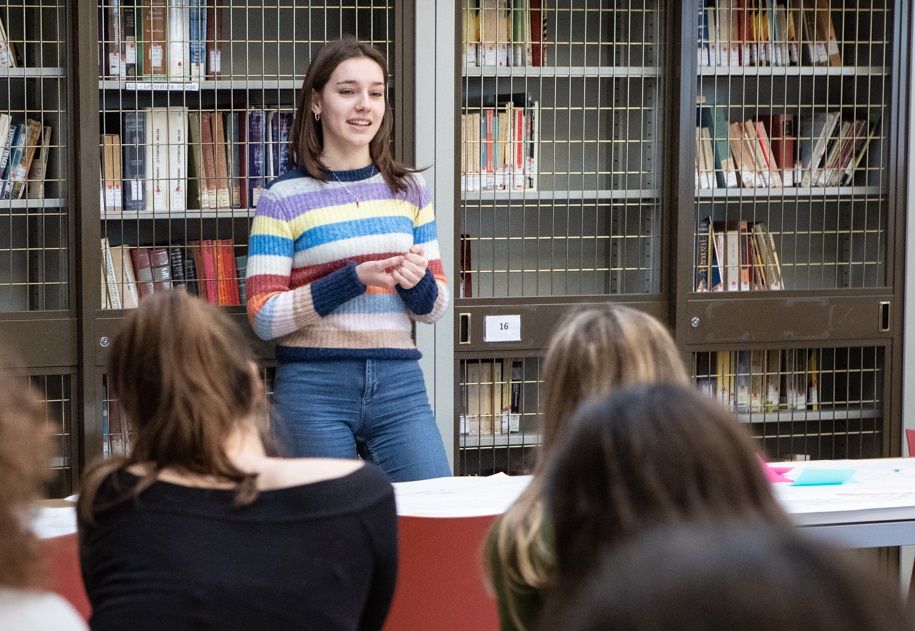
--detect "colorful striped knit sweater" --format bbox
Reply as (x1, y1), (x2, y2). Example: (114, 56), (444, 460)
(245, 164), (449, 361)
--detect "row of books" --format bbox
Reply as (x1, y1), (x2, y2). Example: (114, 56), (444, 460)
(463, 0), (548, 68)
(102, 395), (130, 457)
(695, 104), (877, 190)
(698, 0), (841, 68)
(695, 219), (783, 292)
(696, 349), (819, 413)
(101, 107), (294, 213)
(100, 0), (223, 80)
(460, 101), (539, 192)
(100, 237), (247, 309)
(460, 358), (523, 437)
(0, 114), (53, 200)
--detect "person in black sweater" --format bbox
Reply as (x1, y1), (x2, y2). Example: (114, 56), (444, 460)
(77, 291), (397, 631)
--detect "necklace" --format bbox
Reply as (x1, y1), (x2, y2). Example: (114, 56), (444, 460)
(328, 166), (376, 208)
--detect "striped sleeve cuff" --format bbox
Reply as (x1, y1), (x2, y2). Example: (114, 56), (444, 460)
(310, 261), (367, 316)
(396, 269), (438, 315)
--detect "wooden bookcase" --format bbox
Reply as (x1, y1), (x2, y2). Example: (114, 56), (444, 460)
(0, 1), (411, 495)
(0, 0), (77, 496)
(454, 0), (909, 474)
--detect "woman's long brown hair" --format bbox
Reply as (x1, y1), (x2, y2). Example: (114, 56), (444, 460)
(78, 291), (264, 524)
(289, 36), (420, 193)
(0, 363), (54, 588)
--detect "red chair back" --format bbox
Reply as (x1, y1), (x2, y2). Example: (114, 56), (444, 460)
(40, 534), (91, 621)
(906, 429), (915, 457)
(384, 515), (499, 631)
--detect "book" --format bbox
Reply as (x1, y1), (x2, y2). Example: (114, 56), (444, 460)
(26, 125), (52, 199)
(0, 15), (18, 68)
(246, 109), (267, 207)
(110, 244), (140, 308)
(168, 245), (187, 289)
(100, 237), (122, 309)
(167, 0), (190, 80)
(695, 217), (711, 291)
(101, 133), (123, 213)
(187, 0), (206, 80)
(757, 113), (796, 186)
(142, 0), (169, 78)
(129, 247), (156, 298)
(8, 118), (42, 199)
(0, 123), (25, 199)
(121, 110), (147, 211)
(205, 0), (223, 77)
(148, 247), (173, 291)
(211, 111), (231, 208)
(225, 111), (242, 208)
(122, 0), (138, 77)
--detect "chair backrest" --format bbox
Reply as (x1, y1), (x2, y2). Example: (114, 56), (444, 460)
(384, 515), (499, 631)
(907, 429), (915, 457)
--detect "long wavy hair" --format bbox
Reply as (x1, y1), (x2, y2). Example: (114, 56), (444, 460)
(485, 305), (689, 630)
(0, 359), (54, 588)
(78, 291), (266, 524)
(544, 384), (791, 599)
(290, 36), (418, 193)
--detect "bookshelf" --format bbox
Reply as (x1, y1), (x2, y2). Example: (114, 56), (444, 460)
(0, 0), (77, 496)
(76, 1), (408, 468)
(681, 0), (904, 462)
(454, 0), (908, 474)
(455, 0), (668, 474)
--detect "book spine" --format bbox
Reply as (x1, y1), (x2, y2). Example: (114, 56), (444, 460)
(246, 109), (266, 207)
(121, 111), (147, 211)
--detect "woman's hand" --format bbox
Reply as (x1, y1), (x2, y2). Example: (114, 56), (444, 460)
(392, 246), (428, 290)
(356, 255), (404, 289)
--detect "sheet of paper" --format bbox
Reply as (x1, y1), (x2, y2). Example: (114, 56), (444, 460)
(393, 473), (532, 517)
(32, 505), (78, 539)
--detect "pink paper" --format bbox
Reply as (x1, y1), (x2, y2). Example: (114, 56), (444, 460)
(756, 454), (794, 483)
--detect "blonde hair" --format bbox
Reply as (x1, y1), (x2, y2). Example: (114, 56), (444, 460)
(487, 305), (688, 630)
(78, 291), (265, 523)
(0, 361), (54, 588)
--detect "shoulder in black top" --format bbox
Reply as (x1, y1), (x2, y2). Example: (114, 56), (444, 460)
(79, 464), (397, 631)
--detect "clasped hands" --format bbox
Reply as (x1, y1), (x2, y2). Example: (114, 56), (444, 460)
(356, 246), (427, 290)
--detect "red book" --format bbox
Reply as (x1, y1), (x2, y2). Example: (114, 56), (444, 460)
(205, 1), (224, 78)
(529, 0), (545, 67)
(199, 239), (219, 304)
(758, 113), (796, 186)
(129, 247), (155, 298)
(148, 247), (173, 291)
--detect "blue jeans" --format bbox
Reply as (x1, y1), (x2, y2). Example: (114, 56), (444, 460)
(273, 358), (452, 482)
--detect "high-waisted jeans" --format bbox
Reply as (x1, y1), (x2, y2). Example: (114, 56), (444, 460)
(273, 357), (452, 482)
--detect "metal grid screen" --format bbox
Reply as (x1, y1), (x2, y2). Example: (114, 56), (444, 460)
(30, 372), (75, 497)
(97, 1), (393, 311)
(460, 0), (665, 299)
(0, 1), (70, 311)
(694, 346), (884, 460)
(693, 1), (892, 292)
(102, 364), (276, 458)
(459, 356), (542, 475)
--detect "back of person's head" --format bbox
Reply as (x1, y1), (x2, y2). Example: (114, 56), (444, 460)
(486, 306), (688, 625)
(539, 518), (914, 631)
(540, 305), (688, 456)
(544, 383), (789, 595)
(79, 291), (263, 520)
(0, 358), (54, 588)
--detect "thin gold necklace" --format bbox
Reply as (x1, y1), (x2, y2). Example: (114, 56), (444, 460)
(328, 166), (376, 208)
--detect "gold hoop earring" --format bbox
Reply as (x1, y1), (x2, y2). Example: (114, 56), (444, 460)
(314, 112), (320, 122)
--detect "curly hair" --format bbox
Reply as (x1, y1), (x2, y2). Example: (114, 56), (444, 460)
(0, 368), (54, 588)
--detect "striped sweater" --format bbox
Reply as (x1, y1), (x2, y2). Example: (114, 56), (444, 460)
(245, 164), (449, 361)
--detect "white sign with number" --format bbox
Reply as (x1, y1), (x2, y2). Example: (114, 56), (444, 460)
(484, 315), (521, 342)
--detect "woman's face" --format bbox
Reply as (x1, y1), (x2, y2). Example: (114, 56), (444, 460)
(312, 56), (386, 162)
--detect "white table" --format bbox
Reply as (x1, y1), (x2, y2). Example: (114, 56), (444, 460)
(393, 458), (915, 549)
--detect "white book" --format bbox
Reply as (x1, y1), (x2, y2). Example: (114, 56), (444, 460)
(101, 237), (122, 309)
(0, 16), (16, 69)
(167, 0), (189, 80)
(145, 108), (170, 212)
(166, 108), (187, 212)
(110, 245), (140, 309)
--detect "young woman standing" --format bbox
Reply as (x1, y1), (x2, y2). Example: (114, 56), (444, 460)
(245, 37), (451, 481)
